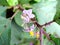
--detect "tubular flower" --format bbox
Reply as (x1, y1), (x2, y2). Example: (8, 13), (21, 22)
(21, 9), (35, 23)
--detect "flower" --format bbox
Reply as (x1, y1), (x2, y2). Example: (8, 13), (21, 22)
(23, 24), (40, 38)
(21, 9), (35, 23)
(30, 31), (34, 37)
(25, 24), (35, 32)
(24, 24), (35, 37)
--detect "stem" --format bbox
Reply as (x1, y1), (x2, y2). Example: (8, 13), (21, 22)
(31, 18), (54, 27)
(10, 10), (19, 20)
(43, 30), (50, 40)
(15, 5), (24, 11)
(40, 27), (43, 45)
(42, 20), (54, 26)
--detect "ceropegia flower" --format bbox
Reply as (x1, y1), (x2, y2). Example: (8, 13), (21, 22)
(21, 9), (35, 23)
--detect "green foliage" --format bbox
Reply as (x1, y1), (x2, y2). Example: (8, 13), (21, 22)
(18, 0), (30, 4)
(14, 11), (23, 27)
(0, 0), (60, 45)
(33, 0), (57, 25)
(45, 22), (60, 37)
(0, 6), (7, 15)
(7, 0), (18, 6)
(0, 0), (8, 6)
(54, 0), (60, 25)
(43, 38), (54, 45)
(34, 0), (41, 2)
(10, 21), (36, 45)
(50, 35), (60, 45)
(0, 16), (11, 45)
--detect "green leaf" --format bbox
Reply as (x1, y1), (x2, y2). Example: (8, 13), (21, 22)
(14, 11), (24, 27)
(0, 6), (7, 15)
(7, 0), (18, 6)
(45, 22), (60, 38)
(10, 21), (36, 45)
(0, 16), (11, 45)
(33, 0), (57, 25)
(53, 38), (60, 45)
(54, 11), (60, 25)
(10, 21), (23, 45)
(55, 19), (60, 25)
(0, 11), (6, 17)
(18, 0), (30, 4)
(43, 38), (54, 45)
(34, 0), (41, 2)
(50, 35), (60, 45)
(0, 0), (8, 6)
(54, 0), (60, 25)
(56, 0), (60, 12)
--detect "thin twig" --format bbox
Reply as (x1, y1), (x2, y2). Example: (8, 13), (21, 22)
(10, 10), (19, 20)
(42, 20), (54, 26)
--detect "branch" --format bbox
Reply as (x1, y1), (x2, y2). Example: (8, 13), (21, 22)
(43, 30), (50, 40)
(31, 18), (54, 27)
(10, 10), (19, 20)
(15, 5), (24, 11)
(39, 27), (43, 45)
(42, 20), (54, 26)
